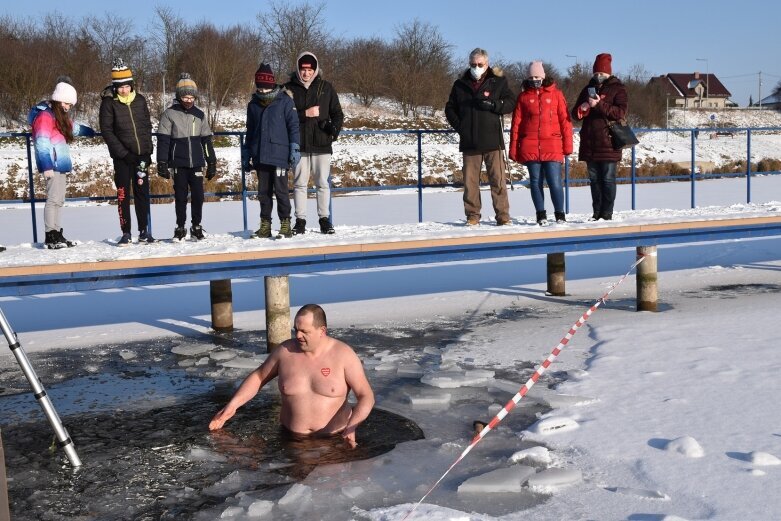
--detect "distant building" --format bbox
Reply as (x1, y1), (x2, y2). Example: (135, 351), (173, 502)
(753, 93), (781, 109)
(650, 73), (733, 109)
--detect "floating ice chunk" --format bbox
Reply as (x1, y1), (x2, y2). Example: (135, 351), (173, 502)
(378, 353), (406, 362)
(341, 485), (364, 499)
(508, 446), (552, 466)
(566, 369), (588, 380)
(488, 403), (503, 416)
(407, 392), (451, 406)
(220, 506), (244, 518)
(747, 451), (781, 466)
(220, 356), (267, 369)
(465, 369), (495, 379)
(749, 469), (766, 476)
(488, 378), (524, 394)
(119, 349), (137, 360)
(373, 362), (398, 371)
(525, 416), (579, 435)
(362, 358), (383, 368)
(527, 468), (582, 491)
(420, 371), (489, 388)
(178, 359), (196, 368)
(247, 499), (274, 517)
(172, 344), (215, 357)
(187, 446), (228, 463)
(396, 363), (424, 377)
(278, 483), (312, 510)
(196, 356), (210, 366)
(210, 350), (238, 362)
(457, 465), (536, 494)
(660, 516), (690, 521)
(606, 486), (670, 500)
(664, 436), (705, 458)
(423, 346), (441, 355)
(541, 394), (598, 408)
(203, 470), (257, 496)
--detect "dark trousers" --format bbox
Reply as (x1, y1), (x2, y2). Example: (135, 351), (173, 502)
(113, 159), (150, 233)
(173, 167), (204, 228)
(587, 161), (618, 218)
(257, 164), (291, 221)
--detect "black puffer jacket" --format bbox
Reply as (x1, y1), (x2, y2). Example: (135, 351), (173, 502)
(570, 76), (628, 163)
(445, 67), (515, 152)
(284, 74), (344, 154)
(98, 86), (154, 160)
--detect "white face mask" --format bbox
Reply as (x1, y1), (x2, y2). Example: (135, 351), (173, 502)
(470, 65), (487, 79)
(594, 73), (610, 84)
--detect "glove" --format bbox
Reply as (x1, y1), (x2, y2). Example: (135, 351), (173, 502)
(124, 152), (141, 167)
(157, 161), (170, 179)
(477, 99), (496, 111)
(43, 170), (55, 179)
(206, 162), (217, 180)
(289, 143), (301, 168)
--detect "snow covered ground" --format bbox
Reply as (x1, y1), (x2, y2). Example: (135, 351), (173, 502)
(0, 176), (780, 520)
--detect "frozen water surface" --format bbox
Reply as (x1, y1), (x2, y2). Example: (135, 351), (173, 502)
(0, 315), (554, 520)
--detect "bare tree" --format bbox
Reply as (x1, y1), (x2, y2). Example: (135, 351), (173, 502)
(388, 19), (452, 117)
(149, 6), (190, 102)
(255, 0), (330, 75)
(83, 13), (134, 67)
(340, 38), (390, 107)
(181, 23), (259, 128)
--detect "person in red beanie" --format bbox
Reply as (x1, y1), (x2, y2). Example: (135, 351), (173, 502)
(570, 52), (628, 221)
(509, 61), (573, 225)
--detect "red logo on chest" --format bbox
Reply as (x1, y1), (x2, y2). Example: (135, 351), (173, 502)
(483, 91), (490, 97)
(321, 367), (331, 377)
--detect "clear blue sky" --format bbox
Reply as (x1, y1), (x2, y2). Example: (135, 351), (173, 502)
(11, 0), (780, 106)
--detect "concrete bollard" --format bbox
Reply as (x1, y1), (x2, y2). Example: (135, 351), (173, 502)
(636, 246), (658, 312)
(546, 253), (566, 296)
(210, 279), (234, 332)
(264, 275), (291, 352)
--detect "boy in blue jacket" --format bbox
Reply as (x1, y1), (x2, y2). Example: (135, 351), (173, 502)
(241, 63), (300, 238)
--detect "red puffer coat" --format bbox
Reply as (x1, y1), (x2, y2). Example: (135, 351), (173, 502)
(509, 80), (573, 164)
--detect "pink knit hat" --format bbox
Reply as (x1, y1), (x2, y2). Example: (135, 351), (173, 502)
(528, 61), (546, 79)
(52, 82), (77, 105)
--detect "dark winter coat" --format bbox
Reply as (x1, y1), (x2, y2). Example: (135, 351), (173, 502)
(570, 76), (628, 163)
(98, 86), (154, 160)
(445, 67), (515, 152)
(284, 74), (343, 154)
(156, 101), (216, 170)
(241, 89), (300, 170)
(509, 79), (573, 163)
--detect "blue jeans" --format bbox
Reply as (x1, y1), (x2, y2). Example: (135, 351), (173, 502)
(525, 161), (564, 214)
(586, 161), (617, 217)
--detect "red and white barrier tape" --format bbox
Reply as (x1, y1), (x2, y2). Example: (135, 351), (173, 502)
(401, 255), (647, 520)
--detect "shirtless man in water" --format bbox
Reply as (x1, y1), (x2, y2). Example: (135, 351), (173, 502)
(208, 304), (374, 445)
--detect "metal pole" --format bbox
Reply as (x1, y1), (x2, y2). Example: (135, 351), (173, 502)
(690, 129), (696, 208)
(240, 134), (248, 233)
(25, 134), (39, 244)
(0, 308), (81, 467)
(747, 128), (752, 204)
(631, 145), (637, 210)
(417, 130), (423, 223)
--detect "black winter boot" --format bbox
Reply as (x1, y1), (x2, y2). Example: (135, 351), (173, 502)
(554, 212), (566, 223)
(293, 218), (307, 235)
(190, 225), (205, 240)
(319, 216), (335, 234)
(173, 227), (187, 240)
(536, 211), (548, 226)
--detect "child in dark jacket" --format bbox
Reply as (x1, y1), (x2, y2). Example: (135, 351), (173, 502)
(156, 73), (216, 241)
(241, 63), (300, 239)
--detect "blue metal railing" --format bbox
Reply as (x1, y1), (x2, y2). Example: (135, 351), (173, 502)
(2, 126), (780, 243)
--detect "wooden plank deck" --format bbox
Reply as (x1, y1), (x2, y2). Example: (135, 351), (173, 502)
(1, 215), (780, 296)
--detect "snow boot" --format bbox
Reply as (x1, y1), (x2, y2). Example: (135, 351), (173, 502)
(293, 218), (307, 235)
(536, 210), (548, 226)
(190, 225), (205, 240)
(45, 230), (65, 249)
(278, 218), (293, 238)
(255, 219), (272, 238)
(117, 232), (132, 246)
(57, 229), (75, 247)
(554, 212), (566, 223)
(173, 227), (187, 240)
(319, 216), (335, 234)
(138, 229), (155, 244)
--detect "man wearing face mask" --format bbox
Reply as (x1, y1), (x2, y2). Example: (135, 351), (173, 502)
(445, 48), (515, 226)
(571, 53), (628, 221)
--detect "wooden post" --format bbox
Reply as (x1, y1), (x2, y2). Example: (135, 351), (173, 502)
(546, 252), (566, 296)
(264, 275), (290, 352)
(0, 430), (10, 521)
(210, 279), (234, 331)
(636, 246), (658, 312)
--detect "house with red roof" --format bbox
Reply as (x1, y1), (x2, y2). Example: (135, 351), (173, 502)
(650, 72), (733, 109)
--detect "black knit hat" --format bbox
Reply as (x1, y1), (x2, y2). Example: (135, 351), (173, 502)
(255, 63), (275, 89)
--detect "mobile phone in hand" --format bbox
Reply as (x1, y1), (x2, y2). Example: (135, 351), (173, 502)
(588, 87), (598, 99)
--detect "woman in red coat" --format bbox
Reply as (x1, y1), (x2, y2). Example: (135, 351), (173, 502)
(509, 61), (573, 225)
